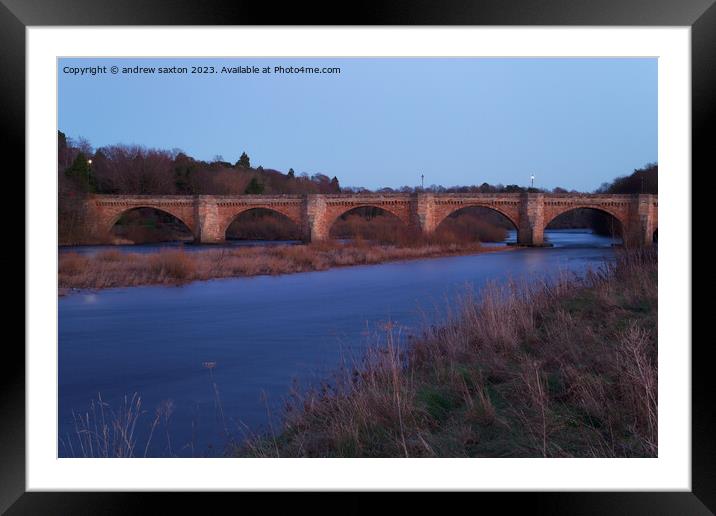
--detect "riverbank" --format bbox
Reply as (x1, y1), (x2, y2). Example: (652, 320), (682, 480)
(58, 241), (512, 291)
(236, 247), (657, 458)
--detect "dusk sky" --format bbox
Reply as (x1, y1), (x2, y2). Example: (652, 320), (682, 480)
(58, 57), (657, 192)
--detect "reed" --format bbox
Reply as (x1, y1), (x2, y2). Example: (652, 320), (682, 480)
(58, 241), (508, 290)
(237, 248), (658, 457)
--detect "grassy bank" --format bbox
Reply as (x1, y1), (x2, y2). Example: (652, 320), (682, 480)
(59, 241), (510, 291)
(235, 248), (657, 458)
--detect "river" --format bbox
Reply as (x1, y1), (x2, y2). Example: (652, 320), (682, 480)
(58, 229), (619, 457)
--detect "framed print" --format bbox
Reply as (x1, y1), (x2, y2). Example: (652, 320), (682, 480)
(4, 0), (710, 512)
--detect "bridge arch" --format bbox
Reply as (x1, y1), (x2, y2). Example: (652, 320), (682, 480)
(327, 203), (411, 229)
(223, 207), (303, 241)
(105, 206), (197, 242)
(434, 205), (519, 243)
(433, 203), (520, 236)
(543, 205), (626, 236)
(327, 204), (411, 242)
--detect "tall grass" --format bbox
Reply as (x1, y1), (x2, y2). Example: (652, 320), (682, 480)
(60, 393), (147, 458)
(148, 250), (196, 280)
(237, 248), (658, 457)
(61, 376), (224, 458)
(59, 241), (507, 290)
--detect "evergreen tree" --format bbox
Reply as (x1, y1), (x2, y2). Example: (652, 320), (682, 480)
(287, 168), (295, 178)
(58, 130), (67, 152)
(58, 131), (68, 169)
(65, 152), (95, 192)
(330, 176), (340, 192)
(236, 152), (251, 168)
(245, 177), (264, 194)
(173, 153), (195, 194)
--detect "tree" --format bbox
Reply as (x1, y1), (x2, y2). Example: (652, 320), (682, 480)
(330, 176), (341, 192)
(74, 136), (93, 156)
(58, 130), (72, 170)
(91, 144), (175, 195)
(173, 152), (196, 194)
(244, 177), (264, 194)
(595, 163), (657, 195)
(287, 168), (295, 178)
(64, 152), (95, 192)
(237, 152), (251, 168)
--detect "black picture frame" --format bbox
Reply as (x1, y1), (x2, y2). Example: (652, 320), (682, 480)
(4, 0), (709, 513)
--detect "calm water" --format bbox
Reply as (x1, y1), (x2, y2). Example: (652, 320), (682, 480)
(58, 229), (619, 457)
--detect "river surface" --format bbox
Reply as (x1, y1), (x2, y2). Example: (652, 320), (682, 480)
(58, 229), (619, 457)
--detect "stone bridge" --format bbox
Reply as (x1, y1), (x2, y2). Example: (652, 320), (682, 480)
(84, 192), (658, 246)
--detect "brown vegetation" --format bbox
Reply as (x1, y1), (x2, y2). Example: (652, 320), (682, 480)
(236, 248), (657, 458)
(59, 241), (509, 291)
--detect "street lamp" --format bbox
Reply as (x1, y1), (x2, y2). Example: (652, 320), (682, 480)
(530, 174), (535, 188)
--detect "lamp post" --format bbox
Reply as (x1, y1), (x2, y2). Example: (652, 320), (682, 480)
(421, 173), (424, 189)
(530, 174), (535, 188)
(87, 159), (93, 189)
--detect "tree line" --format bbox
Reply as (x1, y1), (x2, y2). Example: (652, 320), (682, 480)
(59, 131), (657, 198)
(59, 131), (341, 197)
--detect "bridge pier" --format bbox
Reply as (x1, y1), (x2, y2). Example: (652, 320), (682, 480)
(195, 197), (225, 244)
(637, 194), (658, 247)
(306, 195), (329, 242)
(411, 193), (437, 236)
(517, 193), (545, 246)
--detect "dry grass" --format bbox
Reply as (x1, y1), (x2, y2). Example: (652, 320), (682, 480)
(236, 248), (658, 458)
(58, 241), (508, 290)
(60, 393), (179, 458)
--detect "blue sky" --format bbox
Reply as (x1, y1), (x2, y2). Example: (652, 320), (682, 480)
(58, 57), (656, 191)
